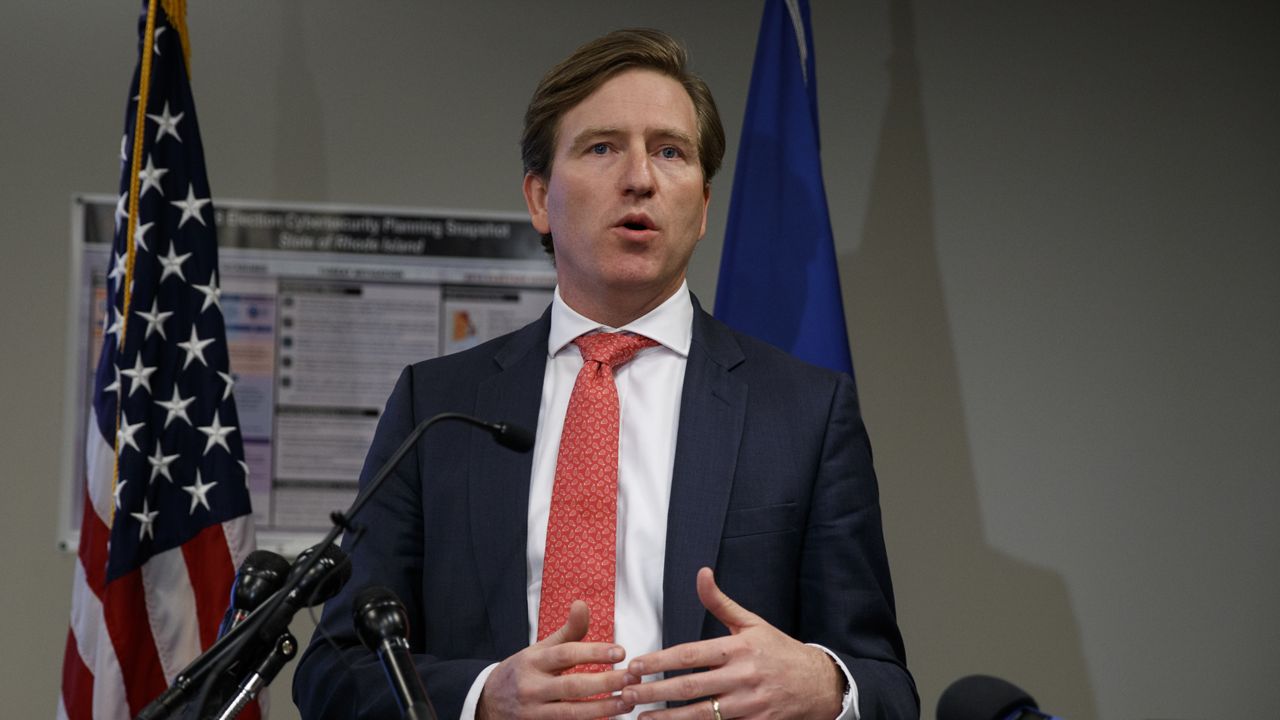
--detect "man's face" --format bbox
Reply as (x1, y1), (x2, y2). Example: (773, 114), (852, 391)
(523, 68), (710, 324)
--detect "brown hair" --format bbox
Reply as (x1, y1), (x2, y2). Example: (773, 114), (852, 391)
(521, 28), (726, 254)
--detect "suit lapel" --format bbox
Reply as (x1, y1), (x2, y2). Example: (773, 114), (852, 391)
(470, 310), (549, 658)
(663, 301), (747, 649)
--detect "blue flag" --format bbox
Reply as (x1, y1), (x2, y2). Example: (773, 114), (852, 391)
(714, 0), (854, 375)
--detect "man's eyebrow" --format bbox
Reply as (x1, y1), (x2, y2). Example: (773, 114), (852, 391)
(569, 127), (623, 149)
(568, 126), (698, 150)
(650, 128), (697, 148)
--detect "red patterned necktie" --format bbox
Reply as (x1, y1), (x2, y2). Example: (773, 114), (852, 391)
(537, 331), (659, 674)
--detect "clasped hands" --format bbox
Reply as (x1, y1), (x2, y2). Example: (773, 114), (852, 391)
(477, 568), (844, 720)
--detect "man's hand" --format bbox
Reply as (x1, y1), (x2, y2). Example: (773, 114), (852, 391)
(619, 568), (845, 720)
(478, 600), (638, 719)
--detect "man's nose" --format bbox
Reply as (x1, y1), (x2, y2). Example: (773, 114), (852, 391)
(619, 149), (655, 197)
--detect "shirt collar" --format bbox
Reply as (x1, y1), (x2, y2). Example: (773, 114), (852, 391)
(548, 281), (693, 359)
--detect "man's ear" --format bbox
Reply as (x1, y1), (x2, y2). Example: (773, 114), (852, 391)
(697, 183), (711, 241)
(523, 172), (551, 235)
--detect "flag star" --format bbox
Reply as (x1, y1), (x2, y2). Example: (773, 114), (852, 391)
(120, 134), (129, 163)
(238, 460), (250, 478)
(121, 354), (158, 397)
(103, 365), (122, 398)
(107, 250), (127, 285)
(153, 25), (166, 55)
(135, 298), (173, 341)
(158, 242), (192, 283)
(114, 192), (129, 231)
(138, 154), (168, 197)
(193, 271), (222, 314)
(113, 479), (128, 510)
(178, 325), (216, 369)
(133, 220), (154, 253)
(117, 414), (145, 453)
(146, 101), (184, 143)
(171, 184), (211, 228)
(155, 383), (195, 428)
(197, 412), (237, 456)
(217, 370), (235, 401)
(182, 471), (218, 514)
(147, 443), (181, 483)
(105, 313), (125, 349)
(131, 499), (159, 541)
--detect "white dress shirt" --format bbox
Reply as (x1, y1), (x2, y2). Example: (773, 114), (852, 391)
(461, 283), (856, 719)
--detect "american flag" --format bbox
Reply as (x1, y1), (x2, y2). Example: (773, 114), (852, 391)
(60, 2), (259, 718)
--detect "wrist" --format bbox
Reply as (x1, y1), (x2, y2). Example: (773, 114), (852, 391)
(808, 645), (847, 718)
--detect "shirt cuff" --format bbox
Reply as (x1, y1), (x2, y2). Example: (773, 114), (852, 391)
(807, 643), (860, 720)
(459, 662), (500, 719)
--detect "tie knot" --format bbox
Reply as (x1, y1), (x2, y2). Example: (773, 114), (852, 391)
(573, 332), (659, 368)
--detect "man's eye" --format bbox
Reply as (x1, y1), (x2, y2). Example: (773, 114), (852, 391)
(590, 143), (609, 155)
(659, 147), (682, 159)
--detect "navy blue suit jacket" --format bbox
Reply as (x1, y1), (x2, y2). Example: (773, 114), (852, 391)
(293, 296), (917, 719)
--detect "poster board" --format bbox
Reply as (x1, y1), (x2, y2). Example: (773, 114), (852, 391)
(60, 195), (555, 555)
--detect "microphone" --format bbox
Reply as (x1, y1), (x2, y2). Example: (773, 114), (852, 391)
(253, 543), (351, 642)
(354, 586), (437, 720)
(217, 550), (290, 638)
(937, 675), (1062, 720)
(485, 421), (535, 453)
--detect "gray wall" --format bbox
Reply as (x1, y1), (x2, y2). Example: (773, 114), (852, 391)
(3, 2), (1276, 718)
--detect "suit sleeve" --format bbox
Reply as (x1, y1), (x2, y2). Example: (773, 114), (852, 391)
(291, 366), (491, 719)
(802, 372), (919, 720)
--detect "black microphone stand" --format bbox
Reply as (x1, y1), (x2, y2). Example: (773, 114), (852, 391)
(209, 630), (297, 720)
(138, 412), (528, 720)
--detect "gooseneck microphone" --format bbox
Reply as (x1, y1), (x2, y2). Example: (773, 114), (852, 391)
(217, 550), (291, 638)
(354, 586), (438, 720)
(937, 675), (1062, 720)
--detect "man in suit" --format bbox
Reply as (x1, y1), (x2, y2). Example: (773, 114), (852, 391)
(293, 29), (916, 720)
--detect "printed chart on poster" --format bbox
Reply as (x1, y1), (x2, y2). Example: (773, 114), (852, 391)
(61, 196), (555, 555)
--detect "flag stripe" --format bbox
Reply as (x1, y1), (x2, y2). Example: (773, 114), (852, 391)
(180, 523), (238, 651)
(102, 569), (168, 715)
(68, 557), (130, 720)
(77, 480), (111, 598)
(83, 409), (117, 549)
(222, 515), (256, 575)
(61, 628), (94, 720)
(141, 546), (202, 683)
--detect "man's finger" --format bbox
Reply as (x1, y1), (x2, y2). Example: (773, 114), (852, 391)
(531, 640), (626, 673)
(696, 567), (759, 632)
(538, 599), (591, 646)
(627, 695), (734, 720)
(546, 693), (635, 720)
(621, 665), (735, 707)
(625, 636), (734, 678)
(550, 667), (634, 700)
